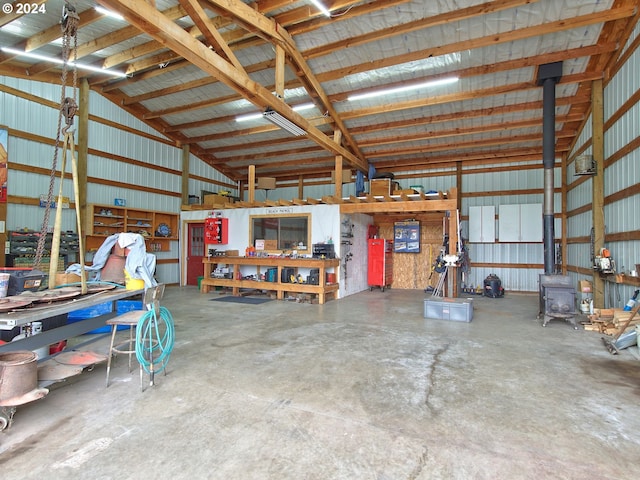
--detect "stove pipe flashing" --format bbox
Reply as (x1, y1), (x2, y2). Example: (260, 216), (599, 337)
(537, 62), (563, 274)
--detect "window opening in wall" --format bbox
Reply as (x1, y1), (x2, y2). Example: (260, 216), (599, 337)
(250, 214), (310, 251)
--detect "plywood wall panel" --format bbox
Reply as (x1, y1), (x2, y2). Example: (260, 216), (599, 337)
(377, 220), (444, 290)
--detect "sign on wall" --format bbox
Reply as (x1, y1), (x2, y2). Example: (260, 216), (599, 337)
(393, 220), (420, 253)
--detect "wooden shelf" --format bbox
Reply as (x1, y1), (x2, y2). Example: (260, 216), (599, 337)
(86, 204), (178, 252)
(202, 256), (339, 304)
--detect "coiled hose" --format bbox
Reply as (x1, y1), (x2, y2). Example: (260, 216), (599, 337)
(135, 306), (174, 375)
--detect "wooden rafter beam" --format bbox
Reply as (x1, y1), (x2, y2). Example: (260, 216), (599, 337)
(97, 0), (368, 173)
(204, 0), (366, 163)
(178, 0), (247, 74)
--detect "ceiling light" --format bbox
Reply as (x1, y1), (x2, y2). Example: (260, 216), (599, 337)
(263, 108), (306, 136)
(95, 6), (124, 21)
(348, 76), (459, 102)
(236, 103), (315, 122)
(1, 47), (128, 77)
(309, 0), (331, 17)
(1, 22), (23, 34)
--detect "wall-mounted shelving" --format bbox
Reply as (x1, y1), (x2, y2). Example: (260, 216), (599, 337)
(86, 204), (178, 253)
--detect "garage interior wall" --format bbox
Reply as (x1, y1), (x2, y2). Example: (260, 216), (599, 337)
(566, 19), (640, 306)
(0, 19), (639, 296)
(0, 76), (235, 285)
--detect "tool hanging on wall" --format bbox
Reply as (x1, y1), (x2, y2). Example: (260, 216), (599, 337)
(33, 2), (87, 293)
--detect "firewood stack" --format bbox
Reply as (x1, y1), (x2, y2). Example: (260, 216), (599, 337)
(583, 308), (639, 335)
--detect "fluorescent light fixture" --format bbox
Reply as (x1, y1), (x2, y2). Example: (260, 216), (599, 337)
(263, 108), (306, 136)
(292, 102), (315, 112)
(309, 0), (331, 17)
(1, 47), (128, 78)
(236, 103), (314, 122)
(236, 112), (263, 122)
(95, 6), (124, 21)
(348, 76), (459, 102)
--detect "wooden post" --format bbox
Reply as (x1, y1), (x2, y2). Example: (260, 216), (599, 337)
(275, 45), (285, 98)
(181, 144), (190, 205)
(0, 127), (7, 267)
(592, 79), (605, 307)
(334, 129), (343, 199)
(248, 165), (256, 203)
(77, 79), (89, 236)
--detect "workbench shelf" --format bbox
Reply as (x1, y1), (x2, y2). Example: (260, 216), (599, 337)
(202, 257), (339, 304)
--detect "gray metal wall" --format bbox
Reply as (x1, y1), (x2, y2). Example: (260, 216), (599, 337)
(1, 76), (233, 285)
(566, 19), (640, 307)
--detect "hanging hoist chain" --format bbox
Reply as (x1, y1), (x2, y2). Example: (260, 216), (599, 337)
(33, 2), (79, 268)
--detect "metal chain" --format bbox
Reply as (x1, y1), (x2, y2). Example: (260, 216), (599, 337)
(33, 2), (79, 268)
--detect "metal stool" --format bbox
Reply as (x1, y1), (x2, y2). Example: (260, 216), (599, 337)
(105, 284), (165, 389)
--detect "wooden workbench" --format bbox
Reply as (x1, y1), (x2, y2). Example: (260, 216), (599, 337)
(202, 256), (339, 304)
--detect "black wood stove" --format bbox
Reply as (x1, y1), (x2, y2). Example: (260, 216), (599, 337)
(538, 274), (578, 329)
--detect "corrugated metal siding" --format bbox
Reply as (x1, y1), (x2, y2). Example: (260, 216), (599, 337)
(565, 21), (640, 303)
(2, 76), (237, 285)
(603, 16), (640, 301)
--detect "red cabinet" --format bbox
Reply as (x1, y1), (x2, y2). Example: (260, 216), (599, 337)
(205, 217), (228, 244)
(368, 238), (393, 291)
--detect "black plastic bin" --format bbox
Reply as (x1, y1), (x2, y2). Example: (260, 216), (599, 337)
(0, 268), (45, 296)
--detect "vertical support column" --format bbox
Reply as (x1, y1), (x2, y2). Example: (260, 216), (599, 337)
(0, 129), (7, 267)
(248, 165), (256, 203)
(591, 79), (605, 307)
(455, 161), (462, 212)
(274, 45), (285, 98)
(77, 78), (89, 233)
(333, 129), (343, 199)
(298, 175), (304, 199)
(181, 144), (190, 206)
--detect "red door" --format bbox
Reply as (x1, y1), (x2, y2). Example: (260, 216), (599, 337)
(186, 223), (205, 286)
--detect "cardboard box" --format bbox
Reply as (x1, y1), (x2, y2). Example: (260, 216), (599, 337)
(578, 280), (592, 293)
(263, 240), (278, 250)
(203, 194), (232, 205)
(370, 179), (391, 196)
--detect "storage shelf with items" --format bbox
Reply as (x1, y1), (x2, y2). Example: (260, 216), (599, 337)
(8, 230), (80, 268)
(86, 204), (178, 253)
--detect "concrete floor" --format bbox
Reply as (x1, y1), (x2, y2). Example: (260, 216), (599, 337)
(1, 287), (639, 479)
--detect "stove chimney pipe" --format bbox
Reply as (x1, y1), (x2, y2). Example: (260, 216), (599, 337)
(537, 62), (562, 275)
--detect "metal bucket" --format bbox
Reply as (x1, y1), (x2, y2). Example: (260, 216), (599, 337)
(575, 154), (595, 175)
(0, 351), (38, 405)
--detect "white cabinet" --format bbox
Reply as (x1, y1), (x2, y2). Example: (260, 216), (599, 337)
(499, 204), (543, 242)
(469, 205), (495, 243)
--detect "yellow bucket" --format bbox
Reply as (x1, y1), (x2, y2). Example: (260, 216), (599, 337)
(124, 270), (145, 290)
(126, 278), (144, 290)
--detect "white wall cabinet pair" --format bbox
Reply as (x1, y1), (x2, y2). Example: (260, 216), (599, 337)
(469, 204), (543, 243)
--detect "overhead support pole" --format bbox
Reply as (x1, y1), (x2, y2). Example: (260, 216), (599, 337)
(248, 165), (256, 203)
(181, 144), (190, 206)
(77, 78), (89, 232)
(591, 79), (605, 307)
(536, 61), (562, 275)
(333, 129), (343, 199)
(274, 45), (285, 99)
